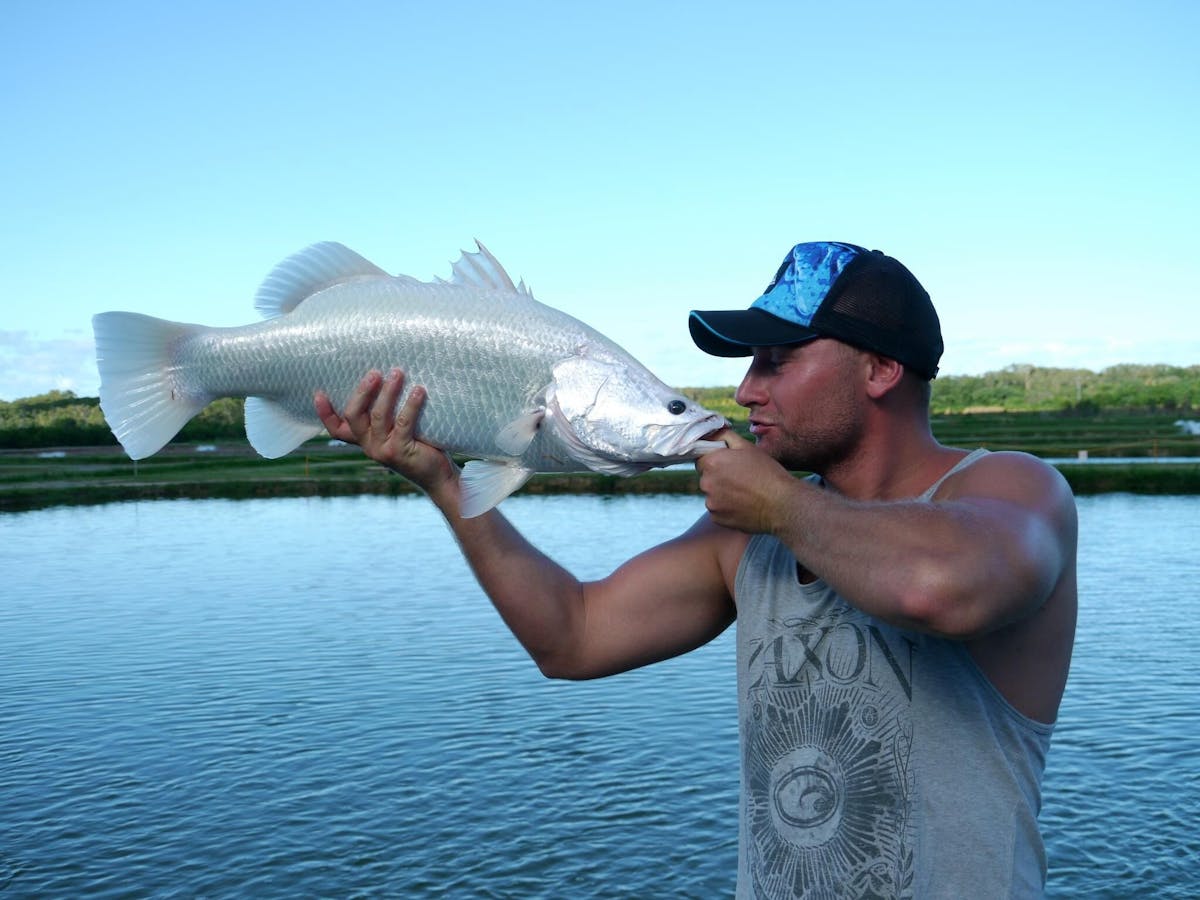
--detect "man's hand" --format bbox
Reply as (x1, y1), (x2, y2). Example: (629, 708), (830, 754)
(696, 428), (797, 535)
(314, 368), (459, 503)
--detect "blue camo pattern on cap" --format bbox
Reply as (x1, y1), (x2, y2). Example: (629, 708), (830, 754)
(750, 241), (862, 325)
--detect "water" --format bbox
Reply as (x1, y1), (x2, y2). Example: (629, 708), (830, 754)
(1038, 494), (1200, 896)
(1, 493), (1197, 897)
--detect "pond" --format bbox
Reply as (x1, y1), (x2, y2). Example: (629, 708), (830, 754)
(1, 493), (1196, 897)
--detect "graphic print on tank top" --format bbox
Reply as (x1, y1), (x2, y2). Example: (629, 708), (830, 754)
(743, 594), (917, 898)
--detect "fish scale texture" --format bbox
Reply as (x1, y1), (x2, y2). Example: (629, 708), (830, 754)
(95, 241), (724, 507)
(177, 277), (625, 470)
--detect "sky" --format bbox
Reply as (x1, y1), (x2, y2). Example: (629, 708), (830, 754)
(2, 0), (1197, 401)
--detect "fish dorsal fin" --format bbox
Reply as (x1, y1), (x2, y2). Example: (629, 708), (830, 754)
(440, 241), (533, 297)
(254, 242), (389, 319)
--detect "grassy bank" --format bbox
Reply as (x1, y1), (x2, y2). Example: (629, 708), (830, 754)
(3, 418), (1199, 513)
(0, 443), (716, 513)
(930, 410), (1198, 458)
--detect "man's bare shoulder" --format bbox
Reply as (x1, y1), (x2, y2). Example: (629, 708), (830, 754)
(936, 449), (1076, 520)
(674, 512), (754, 590)
(945, 454), (1077, 722)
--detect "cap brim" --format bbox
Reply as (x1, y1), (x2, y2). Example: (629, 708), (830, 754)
(689, 308), (820, 357)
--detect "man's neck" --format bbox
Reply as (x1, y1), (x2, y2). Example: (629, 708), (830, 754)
(821, 428), (961, 502)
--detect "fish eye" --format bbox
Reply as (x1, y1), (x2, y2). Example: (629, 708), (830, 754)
(667, 399), (686, 415)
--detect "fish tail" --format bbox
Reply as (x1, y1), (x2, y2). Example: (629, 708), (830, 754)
(92, 312), (209, 459)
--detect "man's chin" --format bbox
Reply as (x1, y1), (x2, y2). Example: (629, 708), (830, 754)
(760, 439), (807, 471)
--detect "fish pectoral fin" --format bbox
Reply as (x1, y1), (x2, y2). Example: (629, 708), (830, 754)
(254, 242), (389, 318)
(244, 397), (325, 458)
(459, 461), (534, 518)
(494, 409), (545, 455)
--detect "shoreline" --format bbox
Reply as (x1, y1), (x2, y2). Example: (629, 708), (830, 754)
(3, 444), (1198, 513)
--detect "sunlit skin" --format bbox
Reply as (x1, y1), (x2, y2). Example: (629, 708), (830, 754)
(697, 338), (967, 529)
(735, 339), (867, 473)
(316, 344), (1076, 724)
(696, 340), (1076, 723)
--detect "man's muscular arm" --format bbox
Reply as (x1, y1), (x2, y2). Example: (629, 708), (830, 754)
(697, 430), (1076, 640)
(316, 369), (740, 679)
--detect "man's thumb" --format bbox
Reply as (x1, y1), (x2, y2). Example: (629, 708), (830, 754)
(717, 427), (754, 449)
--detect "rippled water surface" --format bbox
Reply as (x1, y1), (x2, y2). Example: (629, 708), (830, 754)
(1, 493), (1197, 897)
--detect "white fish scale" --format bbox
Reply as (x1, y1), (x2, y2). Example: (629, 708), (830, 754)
(176, 277), (618, 469)
(93, 241), (726, 513)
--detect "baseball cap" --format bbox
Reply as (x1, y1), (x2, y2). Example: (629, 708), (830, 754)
(689, 241), (943, 379)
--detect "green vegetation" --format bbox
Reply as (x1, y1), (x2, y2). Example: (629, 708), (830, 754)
(927, 363), (1200, 414)
(685, 365), (1200, 460)
(679, 363), (1200, 417)
(930, 411), (1197, 459)
(2, 363), (1198, 511)
(0, 392), (246, 448)
(2, 441), (1197, 514)
(5, 364), (1198, 449)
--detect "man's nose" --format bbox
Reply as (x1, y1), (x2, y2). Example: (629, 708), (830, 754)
(734, 370), (763, 409)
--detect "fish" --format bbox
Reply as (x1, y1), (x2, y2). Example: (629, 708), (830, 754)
(92, 241), (726, 516)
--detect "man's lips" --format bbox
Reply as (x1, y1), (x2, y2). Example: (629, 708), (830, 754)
(748, 420), (773, 436)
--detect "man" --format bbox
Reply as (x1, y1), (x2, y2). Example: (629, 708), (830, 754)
(315, 241), (1077, 899)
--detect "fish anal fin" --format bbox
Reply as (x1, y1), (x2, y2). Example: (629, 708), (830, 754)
(459, 461), (534, 517)
(254, 242), (389, 319)
(244, 397), (324, 458)
(494, 409), (544, 456)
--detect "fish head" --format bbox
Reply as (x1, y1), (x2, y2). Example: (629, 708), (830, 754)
(546, 356), (726, 474)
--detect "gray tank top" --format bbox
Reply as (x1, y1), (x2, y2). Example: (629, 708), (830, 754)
(733, 449), (1053, 899)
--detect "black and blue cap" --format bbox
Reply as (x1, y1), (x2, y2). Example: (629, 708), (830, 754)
(689, 241), (943, 379)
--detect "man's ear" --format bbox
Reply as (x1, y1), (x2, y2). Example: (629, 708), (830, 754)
(864, 353), (905, 399)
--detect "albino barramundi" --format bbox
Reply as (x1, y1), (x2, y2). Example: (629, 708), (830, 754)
(92, 242), (724, 516)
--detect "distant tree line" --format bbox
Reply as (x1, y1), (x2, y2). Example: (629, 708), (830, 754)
(0, 392), (245, 449)
(684, 364), (1199, 416)
(3, 363), (1198, 448)
(925, 363), (1200, 414)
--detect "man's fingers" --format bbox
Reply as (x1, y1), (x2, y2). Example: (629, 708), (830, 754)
(312, 369), (427, 451)
(344, 370), (383, 426)
(719, 428), (754, 449)
(699, 427), (754, 455)
(368, 368), (404, 437)
(393, 383), (423, 436)
(314, 389), (336, 426)
(314, 389), (355, 443)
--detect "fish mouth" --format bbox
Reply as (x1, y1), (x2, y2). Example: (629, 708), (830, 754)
(544, 384), (726, 473)
(646, 413), (727, 462)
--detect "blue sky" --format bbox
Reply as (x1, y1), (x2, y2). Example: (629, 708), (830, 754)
(2, 0), (1197, 401)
